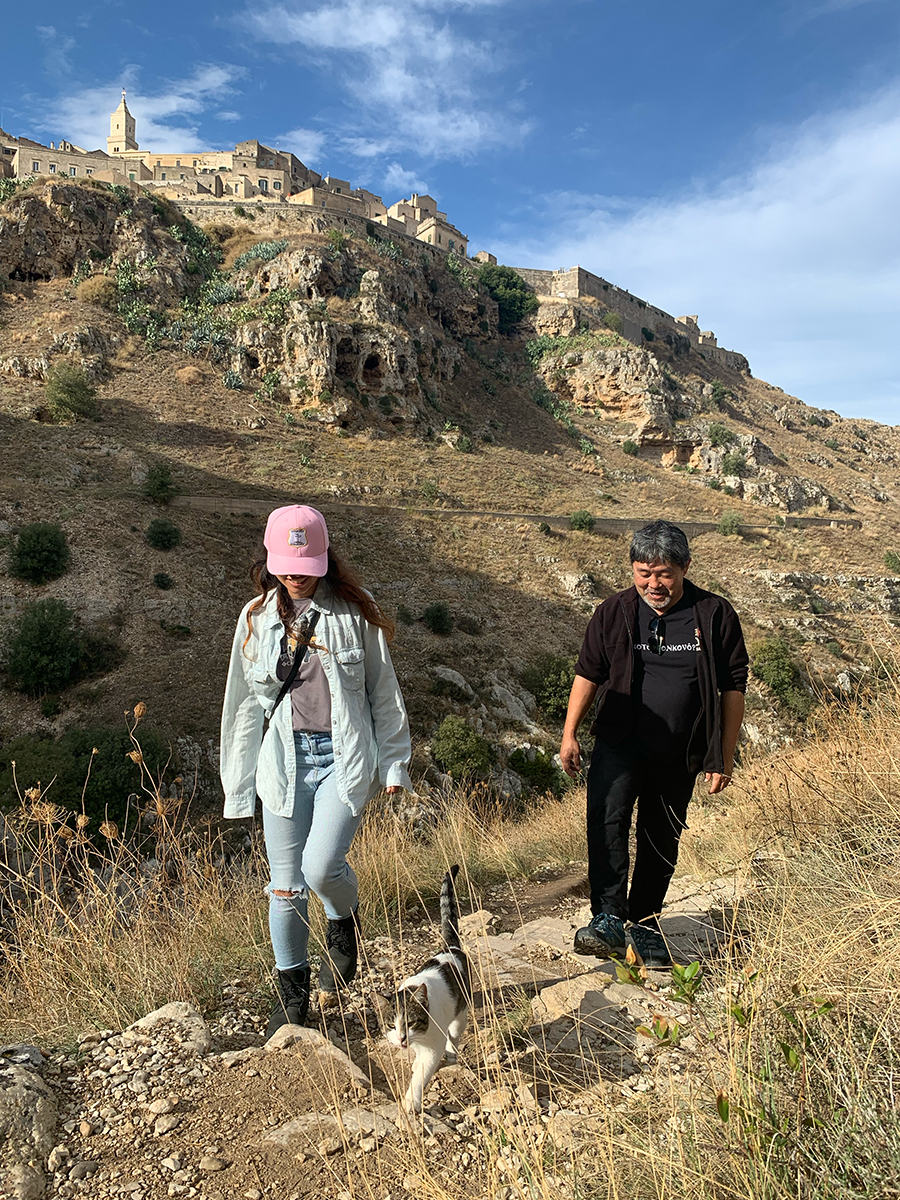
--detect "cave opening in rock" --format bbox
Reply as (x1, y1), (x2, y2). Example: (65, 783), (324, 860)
(362, 353), (384, 388)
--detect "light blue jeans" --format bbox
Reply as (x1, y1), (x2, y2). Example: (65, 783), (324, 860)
(262, 733), (364, 971)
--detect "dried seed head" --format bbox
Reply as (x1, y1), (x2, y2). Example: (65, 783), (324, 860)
(24, 786), (42, 803)
(30, 800), (66, 825)
(99, 821), (119, 840)
(76, 814), (90, 829)
(133, 701), (147, 720)
(57, 825), (75, 842)
(127, 750), (143, 764)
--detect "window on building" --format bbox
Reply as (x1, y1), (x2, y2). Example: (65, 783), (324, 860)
(180, 174), (185, 180)
(272, 180), (281, 190)
(157, 160), (161, 166)
(49, 163), (56, 173)
(438, 234), (442, 244)
(335, 186), (341, 193)
(321, 200), (326, 207)
(193, 160), (198, 166)
(86, 168), (93, 176)
(176, 160), (181, 166)
(69, 166), (77, 176)
(161, 172), (166, 180)
(32, 161), (40, 172)
(258, 178), (268, 190)
(449, 239), (454, 250)
(129, 172), (135, 181)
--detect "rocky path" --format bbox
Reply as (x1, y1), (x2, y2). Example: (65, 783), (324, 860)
(1, 870), (747, 1200)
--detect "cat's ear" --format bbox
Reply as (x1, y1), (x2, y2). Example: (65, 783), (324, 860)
(413, 982), (429, 1006)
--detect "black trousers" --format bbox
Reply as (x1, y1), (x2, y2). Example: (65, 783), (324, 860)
(586, 734), (696, 928)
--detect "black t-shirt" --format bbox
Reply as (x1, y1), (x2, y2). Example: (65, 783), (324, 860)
(633, 595), (702, 758)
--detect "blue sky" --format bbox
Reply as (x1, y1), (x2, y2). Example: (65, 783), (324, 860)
(3, 0), (899, 423)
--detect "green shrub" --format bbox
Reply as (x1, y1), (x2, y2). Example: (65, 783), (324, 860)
(622, 440), (640, 457)
(0, 725), (169, 825)
(476, 265), (538, 334)
(570, 510), (595, 532)
(717, 511), (742, 537)
(231, 239), (288, 272)
(423, 602), (453, 635)
(721, 450), (747, 476)
(538, 522), (552, 535)
(641, 327), (654, 341)
(706, 478), (722, 490)
(825, 438), (839, 452)
(145, 519), (182, 551)
(431, 716), (491, 779)
(45, 363), (98, 420)
(884, 552), (900, 574)
(223, 369), (244, 389)
(508, 747), (566, 797)
(602, 311), (623, 333)
(455, 435), (474, 453)
(521, 654), (576, 720)
(9, 522), (70, 584)
(707, 422), (735, 448)
(153, 572), (174, 590)
(3, 599), (83, 695)
(710, 379), (728, 408)
(143, 463), (178, 506)
(751, 637), (814, 719)
(826, 641), (843, 658)
(396, 604), (415, 626)
(326, 229), (349, 255)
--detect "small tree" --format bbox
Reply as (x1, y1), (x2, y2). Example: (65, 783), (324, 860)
(143, 463), (178, 506)
(622, 440), (640, 457)
(45, 363), (98, 420)
(603, 311), (623, 333)
(751, 638), (813, 719)
(423, 601), (453, 635)
(476, 265), (539, 334)
(431, 716), (491, 778)
(570, 510), (595, 533)
(717, 511), (742, 537)
(707, 422), (735, 448)
(145, 519), (182, 551)
(521, 654), (576, 720)
(3, 599), (83, 696)
(721, 451), (747, 477)
(9, 523), (70, 584)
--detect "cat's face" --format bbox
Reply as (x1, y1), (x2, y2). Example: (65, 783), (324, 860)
(385, 983), (430, 1050)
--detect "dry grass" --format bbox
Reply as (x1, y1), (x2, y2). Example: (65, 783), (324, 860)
(4, 673), (900, 1196)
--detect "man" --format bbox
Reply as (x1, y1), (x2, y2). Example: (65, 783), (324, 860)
(560, 519), (748, 967)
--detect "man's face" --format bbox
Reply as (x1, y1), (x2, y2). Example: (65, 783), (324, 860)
(632, 558), (690, 613)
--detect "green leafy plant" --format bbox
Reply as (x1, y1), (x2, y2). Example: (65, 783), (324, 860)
(153, 572), (174, 590)
(570, 510), (595, 532)
(9, 523), (70, 585)
(707, 422), (735, 448)
(721, 451), (747, 477)
(670, 961), (703, 1006)
(423, 601), (453, 635)
(45, 363), (98, 421)
(420, 480), (439, 502)
(431, 715), (491, 779)
(145, 519), (182, 551)
(718, 511), (742, 537)
(824, 437), (839, 452)
(455, 435), (474, 453)
(613, 945), (646, 986)
(326, 228), (349, 256)
(143, 463), (178, 506)
(521, 654), (576, 721)
(231, 239), (288, 272)
(602, 311), (623, 333)
(636, 1013), (681, 1045)
(2, 599), (82, 696)
(884, 551), (900, 573)
(622, 440), (640, 456)
(507, 748), (566, 797)
(396, 604), (415, 626)
(537, 522), (552, 535)
(751, 637), (814, 719)
(476, 264), (538, 334)
(223, 369), (244, 389)
(710, 379), (728, 409)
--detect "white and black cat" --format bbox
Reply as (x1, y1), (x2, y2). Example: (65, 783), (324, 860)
(383, 865), (471, 1114)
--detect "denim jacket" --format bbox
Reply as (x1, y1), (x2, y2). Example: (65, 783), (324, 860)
(220, 584), (413, 819)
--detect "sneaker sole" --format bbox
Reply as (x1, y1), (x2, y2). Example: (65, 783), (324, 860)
(573, 937), (627, 958)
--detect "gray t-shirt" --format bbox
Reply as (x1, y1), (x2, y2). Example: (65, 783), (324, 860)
(275, 598), (333, 734)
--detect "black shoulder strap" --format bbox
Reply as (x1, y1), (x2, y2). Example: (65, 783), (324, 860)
(261, 609), (321, 739)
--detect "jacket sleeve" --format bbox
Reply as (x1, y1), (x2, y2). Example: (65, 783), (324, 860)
(362, 620), (413, 792)
(220, 608), (265, 818)
(714, 601), (749, 693)
(574, 602), (612, 684)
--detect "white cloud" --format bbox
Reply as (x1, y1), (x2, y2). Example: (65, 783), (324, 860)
(216, 110), (242, 122)
(240, 0), (529, 160)
(32, 64), (246, 152)
(488, 86), (900, 422)
(383, 161), (430, 196)
(37, 25), (76, 76)
(276, 126), (327, 163)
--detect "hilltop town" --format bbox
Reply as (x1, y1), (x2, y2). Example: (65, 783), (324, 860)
(0, 94), (744, 368)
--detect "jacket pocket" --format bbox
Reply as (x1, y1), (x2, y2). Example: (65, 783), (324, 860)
(334, 646), (365, 691)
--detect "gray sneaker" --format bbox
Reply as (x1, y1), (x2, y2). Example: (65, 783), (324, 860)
(574, 912), (627, 957)
(630, 924), (672, 968)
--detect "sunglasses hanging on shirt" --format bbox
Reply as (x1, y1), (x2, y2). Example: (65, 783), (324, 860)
(648, 615), (665, 655)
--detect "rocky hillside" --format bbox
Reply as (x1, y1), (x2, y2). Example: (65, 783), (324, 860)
(1, 178), (899, 806)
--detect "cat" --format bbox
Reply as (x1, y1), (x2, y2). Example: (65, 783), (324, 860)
(382, 864), (471, 1114)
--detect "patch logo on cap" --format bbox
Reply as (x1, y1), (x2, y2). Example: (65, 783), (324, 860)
(288, 528), (308, 547)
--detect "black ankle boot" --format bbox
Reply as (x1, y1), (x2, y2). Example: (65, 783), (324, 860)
(266, 964), (311, 1039)
(318, 907), (360, 994)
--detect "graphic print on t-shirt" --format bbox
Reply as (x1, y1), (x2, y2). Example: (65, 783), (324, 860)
(276, 597), (332, 733)
(633, 595), (702, 759)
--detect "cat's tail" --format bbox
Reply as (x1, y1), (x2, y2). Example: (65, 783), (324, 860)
(441, 864), (462, 949)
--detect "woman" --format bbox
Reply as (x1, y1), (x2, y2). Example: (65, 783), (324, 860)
(220, 503), (412, 1036)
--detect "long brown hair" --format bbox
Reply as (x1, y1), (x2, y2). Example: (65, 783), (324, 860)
(242, 548), (395, 655)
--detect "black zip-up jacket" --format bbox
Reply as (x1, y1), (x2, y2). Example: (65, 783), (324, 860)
(574, 579), (748, 775)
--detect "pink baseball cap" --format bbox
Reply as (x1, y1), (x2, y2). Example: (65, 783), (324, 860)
(264, 505), (330, 577)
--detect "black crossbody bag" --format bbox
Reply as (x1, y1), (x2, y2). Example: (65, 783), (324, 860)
(260, 609), (321, 742)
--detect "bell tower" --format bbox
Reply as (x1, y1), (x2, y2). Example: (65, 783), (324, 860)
(107, 90), (138, 155)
